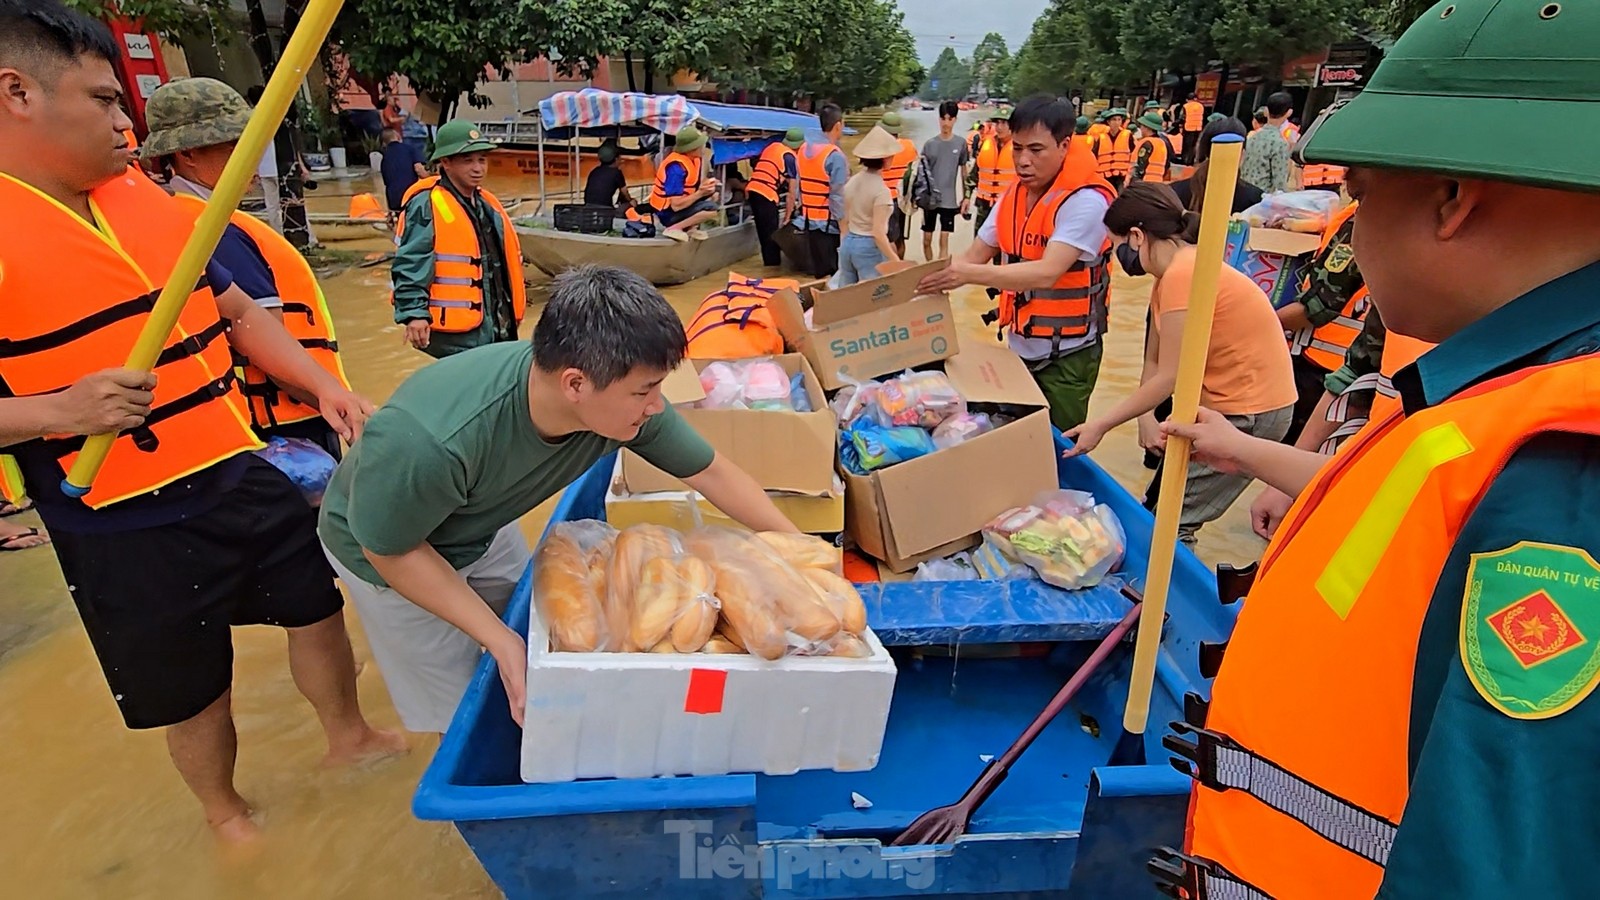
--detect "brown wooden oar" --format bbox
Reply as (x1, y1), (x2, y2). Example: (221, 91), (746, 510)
(890, 586), (1144, 847)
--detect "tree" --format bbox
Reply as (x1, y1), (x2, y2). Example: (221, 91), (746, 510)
(969, 32), (1009, 97)
(1210, 0), (1360, 74)
(64, 0), (231, 39)
(922, 47), (972, 101)
(1368, 0), (1434, 35)
(1116, 0), (1217, 78)
(988, 53), (1016, 98)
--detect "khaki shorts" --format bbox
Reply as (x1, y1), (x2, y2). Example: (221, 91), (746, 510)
(325, 523), (531, 733)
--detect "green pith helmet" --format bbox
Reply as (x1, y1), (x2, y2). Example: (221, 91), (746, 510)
(1136, 111), (1164, 131)
(672, 124), (707, 154)
(1075, 115), (1090, 134)
(988, 107), (1011, 122)
(1302, 0), (1598, 190)
(879, 111), (902, 136)
(430, 119), (497, 162)
(1207, 112), (1225, 124)
(140, 77), (252, 160)
(782, 126), (805, 149)
(1105, 107), (1128, 122)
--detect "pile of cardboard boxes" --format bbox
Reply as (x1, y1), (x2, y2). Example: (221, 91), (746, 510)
(605, 260), (1061, 576)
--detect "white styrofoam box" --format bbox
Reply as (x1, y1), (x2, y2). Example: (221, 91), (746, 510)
(520, 602), (897, 784)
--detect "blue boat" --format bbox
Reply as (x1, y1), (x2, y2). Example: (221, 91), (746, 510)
(414, 435), (1240, 898)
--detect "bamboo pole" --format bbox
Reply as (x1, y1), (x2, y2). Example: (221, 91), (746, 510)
(1122, 133), (1245, 734)
(63, 0), (347, 499)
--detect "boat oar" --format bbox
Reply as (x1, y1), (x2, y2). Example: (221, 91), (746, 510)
(61, 0), (347, 500)
(1120, 134), (1245, 737)
(890, 588), (1144, 847)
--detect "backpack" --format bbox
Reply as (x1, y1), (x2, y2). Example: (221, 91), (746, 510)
(910, 154), (937, 212)
(684, 272), (794, 359)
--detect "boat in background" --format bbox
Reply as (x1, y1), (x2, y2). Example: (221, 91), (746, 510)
(515, 216), (756, 286)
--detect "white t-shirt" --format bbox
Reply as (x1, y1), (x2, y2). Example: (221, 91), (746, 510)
(977, 188), (1111, 360)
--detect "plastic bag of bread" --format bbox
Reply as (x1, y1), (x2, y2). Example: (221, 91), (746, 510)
(629, 552), (722, 653)
(607, 524), (683, 650)
(792, 631), (874, 658)
(801, 567), (868, 635)
(685, 527), (840, 658)
(534, 521), (618, 651)
(754, 531), (842, 574)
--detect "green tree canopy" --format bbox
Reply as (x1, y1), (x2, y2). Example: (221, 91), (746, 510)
(970, 32), (1009, 96)
(1209, 0), (1360, 74)
(921, 47), (973, 101)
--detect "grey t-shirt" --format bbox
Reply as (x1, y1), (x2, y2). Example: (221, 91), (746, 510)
(920, 134), (969, 209)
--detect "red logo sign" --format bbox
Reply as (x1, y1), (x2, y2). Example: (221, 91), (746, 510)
(1487, 590), (1588, 668)
(1316, 65), (1365, 87)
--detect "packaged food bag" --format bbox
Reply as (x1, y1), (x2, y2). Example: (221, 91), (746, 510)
(685, 527), (841, 658)
(606, 524), (683, 650)
(931, 412), (995, 449)
(534, 520), (619, 651)
(1239, 190), (1343, 234)
(983, 490), (1126, 590)
(696, 358), (794, 410)
(631, 552), (721, 653)
(865, 370), (966, 429)
(252, 436), (337, 506)
(839, 418), (938, 474)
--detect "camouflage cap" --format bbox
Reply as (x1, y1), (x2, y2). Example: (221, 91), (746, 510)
(141, 77), (253, 160)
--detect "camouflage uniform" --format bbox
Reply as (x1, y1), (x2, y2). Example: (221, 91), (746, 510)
(1291, 210), (1363, 332)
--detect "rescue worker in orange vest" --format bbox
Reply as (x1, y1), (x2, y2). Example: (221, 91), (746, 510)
(1073, 114), (1093, 152)
(393, 119), (526, 359)
(878, 112), (918, 259)
(1180, 92), (1205, 164)
(1274, 198), (1367, 446)
(1130, 111), (1174, 184)
(1299, 108), (1348, 194)
(142, 77), (352, 459)
(1153, 3), (1600, 896)
(969, 107), (1015, 232)
(745, 126), (803, 267)
(796, 103), (848, 277)
(0, 1), (398, 844)
(649, 124), (719, 243)
(1090, 107), (1133, 190)
(1086, 111), (1110, 141)
(917, 95), (1114, 431)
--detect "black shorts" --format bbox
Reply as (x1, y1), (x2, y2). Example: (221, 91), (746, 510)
(888, 206), (906, 244)
(51, 458), (344, 729)
(922, 207), (958, 233)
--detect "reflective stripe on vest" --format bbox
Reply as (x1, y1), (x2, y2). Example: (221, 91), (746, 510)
(747, 142), (794, 204)
(649, 151), (704, 212)
(1179, 353), (1600, 898)
(1091, 130), (1133, 177)
(975, 137), (1015, 201)
(881, 139), (917, 200)
(172, 193), (350, 432)
(797, 142), (841, 224)
(0, 169), (261, 508)
(1134, 134), (1172, 183)
(992, 147), (1115, 354)
(393, 176), (527, 334)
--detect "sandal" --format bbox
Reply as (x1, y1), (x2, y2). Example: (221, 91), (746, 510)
(0, 526), (48, 552)
(0, 499), (33, 518)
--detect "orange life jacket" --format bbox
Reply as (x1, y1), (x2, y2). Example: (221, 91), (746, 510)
(746, 141), (795, 204)
(1169, 351), (1600, 900)
(1303, 163), (1348, 186)
(1091, 129), (1133, 178)
(1280, 121), (1301, 143)
(1184, 100), (1205, 131)
(1291, 201), (1368, 372)
(393, 176), (527, 334)
(683, 272), (796, 359)
(796, 142), (842, 225)
(0, 170), (260, 509)
(992, 147), (1116, 353)
(1087, 123), (1109, 140)
(1369, 332), (1434, 423)
(1133, 133), (1173, 183)
(171, 192), (350, 432)
(649, 151), (704, 212)
(974, 137), (1016, 202)
(881, 138), (917, 200)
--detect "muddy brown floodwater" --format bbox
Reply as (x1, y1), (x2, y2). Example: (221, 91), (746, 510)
(0, 108), (1264, 897)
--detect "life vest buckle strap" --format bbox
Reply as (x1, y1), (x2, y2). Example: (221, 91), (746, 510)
(154, 319), (229, 368)
(1198, 639), (1229, 679)
(1216, 562), (1257, 605)
(1148, 847), (1275, 900)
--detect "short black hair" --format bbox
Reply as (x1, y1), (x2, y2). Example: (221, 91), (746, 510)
(0, 0), (116, 79)
(531, 264), (687, 388)
(1195, 115), (1247, 165)
(1266, 92), (1293, 118)
(938, 100), (959, 119)
(818, 103), (843, 134)
(861, 156), (885, 171)
(1009, 94), (1074, 142)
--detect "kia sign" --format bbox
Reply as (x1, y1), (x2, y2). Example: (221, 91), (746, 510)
(122, 33), (154, 60)
(1316, 64), (1365, 88)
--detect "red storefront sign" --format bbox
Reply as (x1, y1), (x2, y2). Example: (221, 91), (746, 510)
(1195, 72), (1221, 106)
(1316, 63), (1367, 88)
(106, 17), (169, 136)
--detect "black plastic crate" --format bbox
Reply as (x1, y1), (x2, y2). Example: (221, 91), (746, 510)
(552, 204), (615, 234)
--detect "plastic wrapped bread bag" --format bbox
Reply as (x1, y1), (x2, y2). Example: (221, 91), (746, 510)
(534, 520), (618, 651)
(685, 527), (840, 656)
(754, 531), (843, 574)
(983, 491), (1127, 590)
(252, 436), (338, 506)
(1239, 190), (1343, 233)
(606, 524), (682, 650)
(696, 358), (794, 411)
(630, 552), (721, 652)
(931, 412), (995, 449)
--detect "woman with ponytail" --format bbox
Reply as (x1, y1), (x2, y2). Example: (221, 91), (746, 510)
(1064, 182), (1295, 544)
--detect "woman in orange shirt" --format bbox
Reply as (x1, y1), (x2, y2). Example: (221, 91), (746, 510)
(1065, 182), (1296, 543)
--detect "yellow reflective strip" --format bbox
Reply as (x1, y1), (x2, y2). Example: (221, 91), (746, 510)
(433, 190), (456, 226)
(1, 454), (26, 505)
(1316, 422), (1475, 618)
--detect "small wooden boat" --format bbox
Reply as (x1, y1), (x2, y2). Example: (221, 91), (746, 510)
(515, 215), (758, 286)
(301, 198), (524, 244)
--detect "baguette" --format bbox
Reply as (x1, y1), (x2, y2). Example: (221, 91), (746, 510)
(534, 533), (604, 652)
(670, 556), (719, 653)
(702, 634), (746, 654)
(631, 556), (689, 650)
(802, 568), (869, 635)
(754, 531), (841, 572)
(744, 551), (840, 641)
(607, 525), (679, 650)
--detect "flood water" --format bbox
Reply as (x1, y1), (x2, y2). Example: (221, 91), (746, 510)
(0, 107), (1265, 897)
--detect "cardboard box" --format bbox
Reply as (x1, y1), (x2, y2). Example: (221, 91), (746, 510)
(605, 462), (846, 534)
(521, 603), (897, 783)
(1223, 219), (1323, 309)
(842, 342), (1058, 573)
(621, 354), (836, 496)
(771, 259), (960, 391)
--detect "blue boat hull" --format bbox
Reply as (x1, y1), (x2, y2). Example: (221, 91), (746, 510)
(415, 436), (1239, 898)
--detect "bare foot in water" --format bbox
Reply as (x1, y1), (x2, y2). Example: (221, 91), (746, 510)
(323, 727), (409, 768)
(209, 807), (263, 845)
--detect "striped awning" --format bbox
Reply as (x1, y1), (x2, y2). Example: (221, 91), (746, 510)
(537, 89), (698, 134)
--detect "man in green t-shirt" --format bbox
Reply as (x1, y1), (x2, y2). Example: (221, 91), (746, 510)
(319, 265), (798, 732)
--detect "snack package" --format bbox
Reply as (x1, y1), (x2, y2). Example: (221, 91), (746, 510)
(252, 436), (337, 506)
(696, 358), (795, 411)
(1239, 190), (1343, 234)
(607, 524), (683, 650)
(789, 373), (813, 412)
(864, 370), (966, 429)
(913, 555), (980, 582)
(931, 412), (995, 449)
(839, 418), (938, 474)
(534, 520), (619, 651)
(685, 527), (841, 657)
(982, 490), (1127, 590)
(829, 376), (881, 425)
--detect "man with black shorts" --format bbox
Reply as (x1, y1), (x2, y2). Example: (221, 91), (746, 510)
(0, 1), (402, 845)
(920, 99), (970, 261)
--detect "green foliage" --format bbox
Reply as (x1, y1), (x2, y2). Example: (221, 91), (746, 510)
(922, 47), (973, 101)
(970, 32), (1009, 96)
(1209, 0), (1361, 73)
(62, 0), (232, 39)
(1368, 0), (1438, 35)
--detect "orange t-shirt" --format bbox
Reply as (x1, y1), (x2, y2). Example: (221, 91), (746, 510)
(1151, 246), (1297, 416)
(1184, 100), (1204, 131)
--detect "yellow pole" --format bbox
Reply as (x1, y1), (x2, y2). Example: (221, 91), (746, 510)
(62, 0), (347, 499)
(1123, 134), (1245, 735)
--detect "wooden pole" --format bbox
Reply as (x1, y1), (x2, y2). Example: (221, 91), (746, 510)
(1122, 133), (1245, 734)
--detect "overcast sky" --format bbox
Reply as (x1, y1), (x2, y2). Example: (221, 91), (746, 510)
(895, 0), (1051, 66)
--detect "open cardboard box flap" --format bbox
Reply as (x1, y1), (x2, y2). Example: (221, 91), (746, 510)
(806, 259), (948, 326)
(942, 340), (1049, 407)
(1245, 226), (1322, 257)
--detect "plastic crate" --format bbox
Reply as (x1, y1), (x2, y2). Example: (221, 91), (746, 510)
(553, 204), (615, 234)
